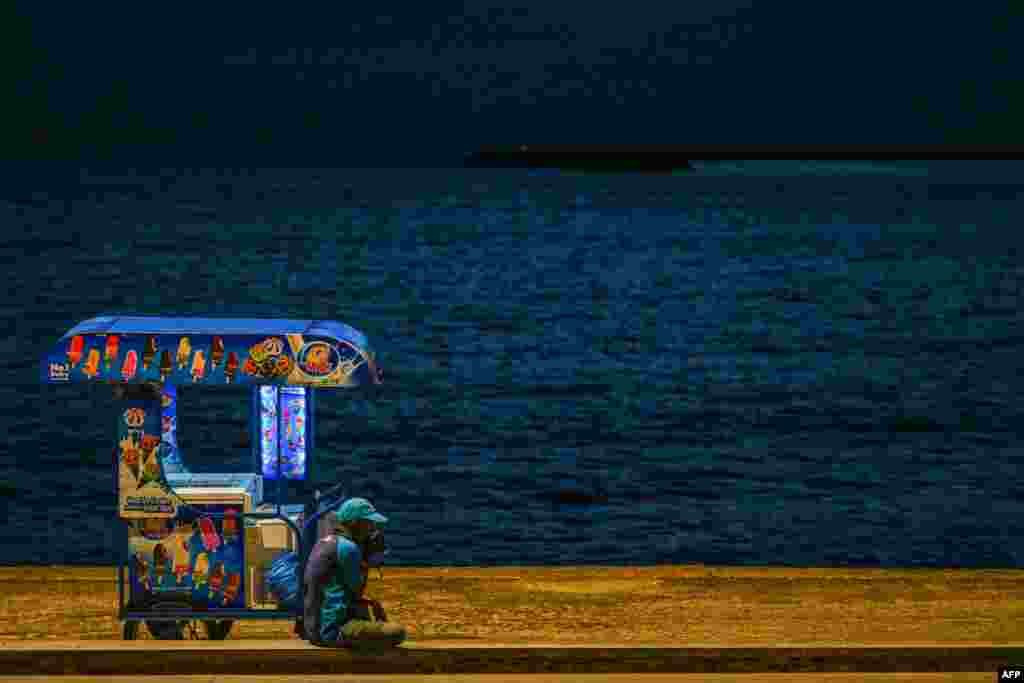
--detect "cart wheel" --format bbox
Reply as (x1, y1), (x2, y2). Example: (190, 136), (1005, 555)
(145, 619), (184, 639)
(123, 620), (141, 640)
(145, 602), (187, 640)
(204, 620), (234, 640)
(183, 620), (204, 640)
(145, 618), (185, 640)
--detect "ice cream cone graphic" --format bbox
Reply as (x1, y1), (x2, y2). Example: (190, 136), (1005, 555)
(135, 450), (150, 489)
(138, 452), (160, 489)
(119, 436), (141, 482)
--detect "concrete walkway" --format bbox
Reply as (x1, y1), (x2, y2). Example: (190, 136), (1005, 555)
(2, 639), (1022, 675)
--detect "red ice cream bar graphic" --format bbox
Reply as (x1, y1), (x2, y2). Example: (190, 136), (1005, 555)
(67, 336), (84, 367)
(121, 350), (138, 380)
(198, 517), (221, 552)
(222, 509), (238, 541)
(104, 335), (120, 369)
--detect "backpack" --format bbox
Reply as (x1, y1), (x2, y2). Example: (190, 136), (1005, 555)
(265, 551), (301, 612)
(266, 491), (346, 619)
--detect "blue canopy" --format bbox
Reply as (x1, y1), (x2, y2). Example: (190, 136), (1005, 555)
(59, 316), (368, 346)
(41, 315), (382, 388)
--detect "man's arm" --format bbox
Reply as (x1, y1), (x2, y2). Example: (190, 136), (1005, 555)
(339, 542), (367, 597)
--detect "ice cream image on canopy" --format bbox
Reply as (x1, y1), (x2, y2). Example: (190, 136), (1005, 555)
(192, 552), (209, 588)
(82, 349), (101, 378)
(159, 350), (173, 382)
(121, 350), (138, 380)
(104, 335), (120, 369)
(142, 336), (157, 370)
(176, 337), (192, 370)
(210, 337), (224, 370)
(191, 349), (206, 382)
(67, 335), (84, 367)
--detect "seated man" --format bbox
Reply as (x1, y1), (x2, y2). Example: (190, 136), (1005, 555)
(303, 497), (406, 648)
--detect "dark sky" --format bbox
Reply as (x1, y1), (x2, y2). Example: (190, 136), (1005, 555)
(6, 3), (1021, 165)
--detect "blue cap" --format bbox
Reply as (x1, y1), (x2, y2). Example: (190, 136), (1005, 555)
(336, 497), (388, 525)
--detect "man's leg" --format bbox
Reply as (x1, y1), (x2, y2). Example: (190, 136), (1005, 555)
(339, 618), (407, 648)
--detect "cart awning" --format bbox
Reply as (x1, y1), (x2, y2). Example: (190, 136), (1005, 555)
(40, 315), (382, 388)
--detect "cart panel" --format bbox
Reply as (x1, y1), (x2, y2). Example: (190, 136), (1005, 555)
(117, 392), (178, 519)
(127, 503), (246, 609)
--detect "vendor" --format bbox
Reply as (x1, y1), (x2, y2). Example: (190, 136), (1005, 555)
(305, 497), (406, 648)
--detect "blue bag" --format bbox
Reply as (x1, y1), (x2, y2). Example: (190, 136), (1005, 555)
(265, 551), (301, 612)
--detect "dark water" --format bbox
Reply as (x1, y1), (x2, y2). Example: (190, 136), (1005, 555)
(4, 164), (1023, 567)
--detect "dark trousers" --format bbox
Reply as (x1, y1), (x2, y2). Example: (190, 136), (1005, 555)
(316, 599), (406, 649)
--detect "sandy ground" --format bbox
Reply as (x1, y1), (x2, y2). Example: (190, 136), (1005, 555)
(1, 565), (1023, 646)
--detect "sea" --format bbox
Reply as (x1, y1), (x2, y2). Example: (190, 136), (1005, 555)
(3, 161), (1022, 567)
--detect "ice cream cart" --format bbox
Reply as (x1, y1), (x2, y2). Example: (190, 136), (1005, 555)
(40, 316), (383, 639)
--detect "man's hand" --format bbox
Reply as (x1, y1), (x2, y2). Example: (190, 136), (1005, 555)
(358, 561), (369, 596)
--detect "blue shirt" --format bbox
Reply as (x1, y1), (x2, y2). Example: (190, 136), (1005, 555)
(319, 535), (364, 642)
